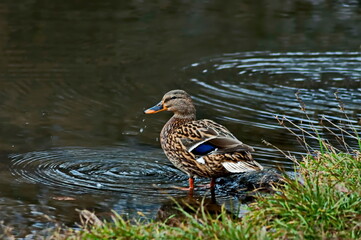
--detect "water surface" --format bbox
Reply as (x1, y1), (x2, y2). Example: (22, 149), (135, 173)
(0, 1), (360, 238)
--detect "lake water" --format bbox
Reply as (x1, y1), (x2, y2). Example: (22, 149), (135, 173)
(0, 1), (360, 238)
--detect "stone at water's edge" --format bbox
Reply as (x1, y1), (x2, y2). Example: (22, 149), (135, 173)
(217, 168), (283, 200)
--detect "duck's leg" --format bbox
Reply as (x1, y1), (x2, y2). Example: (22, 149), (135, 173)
(189, 177), (195, 189)
(188, 177), (194, 197)
(172, 177), (195, 191)
(210, 177), (216, 189)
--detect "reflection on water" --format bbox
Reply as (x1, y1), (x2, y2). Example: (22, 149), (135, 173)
(156, 196), (231, 227)
(0, 0), (361, 238)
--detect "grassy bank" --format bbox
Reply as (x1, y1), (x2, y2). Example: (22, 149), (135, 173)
(53, 149), (360, 240)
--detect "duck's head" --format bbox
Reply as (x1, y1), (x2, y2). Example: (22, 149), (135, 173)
(144, 89), (196, 117)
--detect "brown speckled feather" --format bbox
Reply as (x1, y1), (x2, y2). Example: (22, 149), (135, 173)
(161, 118), (262, 178)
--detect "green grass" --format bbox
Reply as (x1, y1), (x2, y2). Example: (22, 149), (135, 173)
(245, 152), (361, 239)
(53, 151), (360, 240)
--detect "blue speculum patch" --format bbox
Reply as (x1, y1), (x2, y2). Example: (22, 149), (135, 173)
(191, 142), (217, 155)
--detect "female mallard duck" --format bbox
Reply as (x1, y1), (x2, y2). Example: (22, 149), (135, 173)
(144, 89), (263, 190)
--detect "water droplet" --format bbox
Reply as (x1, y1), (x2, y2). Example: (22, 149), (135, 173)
(139, 128), (144, 133)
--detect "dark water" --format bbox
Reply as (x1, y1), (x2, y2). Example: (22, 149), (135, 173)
(0, 0), (360, 238)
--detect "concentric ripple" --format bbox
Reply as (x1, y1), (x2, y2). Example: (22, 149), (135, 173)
(186, 51), (360, 116)
(184, 51), (361, 165)
(10, 146), (187, 196)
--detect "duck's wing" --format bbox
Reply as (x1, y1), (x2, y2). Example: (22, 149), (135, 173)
(176, 119), (263, 173)
(179, 119), (254, 156)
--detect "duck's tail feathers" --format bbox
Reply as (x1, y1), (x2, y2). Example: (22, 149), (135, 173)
(222, 160), (263, 173)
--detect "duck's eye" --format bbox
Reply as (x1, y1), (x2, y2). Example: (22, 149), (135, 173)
(164, 96), (179, 103)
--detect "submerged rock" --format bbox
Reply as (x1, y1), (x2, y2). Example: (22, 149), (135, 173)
(217, 168), (283, 201)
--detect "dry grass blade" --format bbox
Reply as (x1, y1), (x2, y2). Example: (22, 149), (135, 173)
(77, 209), (104, 228)
(262, 139), (299, 165)
(0, 221), (15, 240)
(275, 115), (317, 153)
(321, 116), (360, 140)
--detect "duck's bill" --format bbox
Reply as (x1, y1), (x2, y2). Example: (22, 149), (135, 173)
(144, 102), (167, 114)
